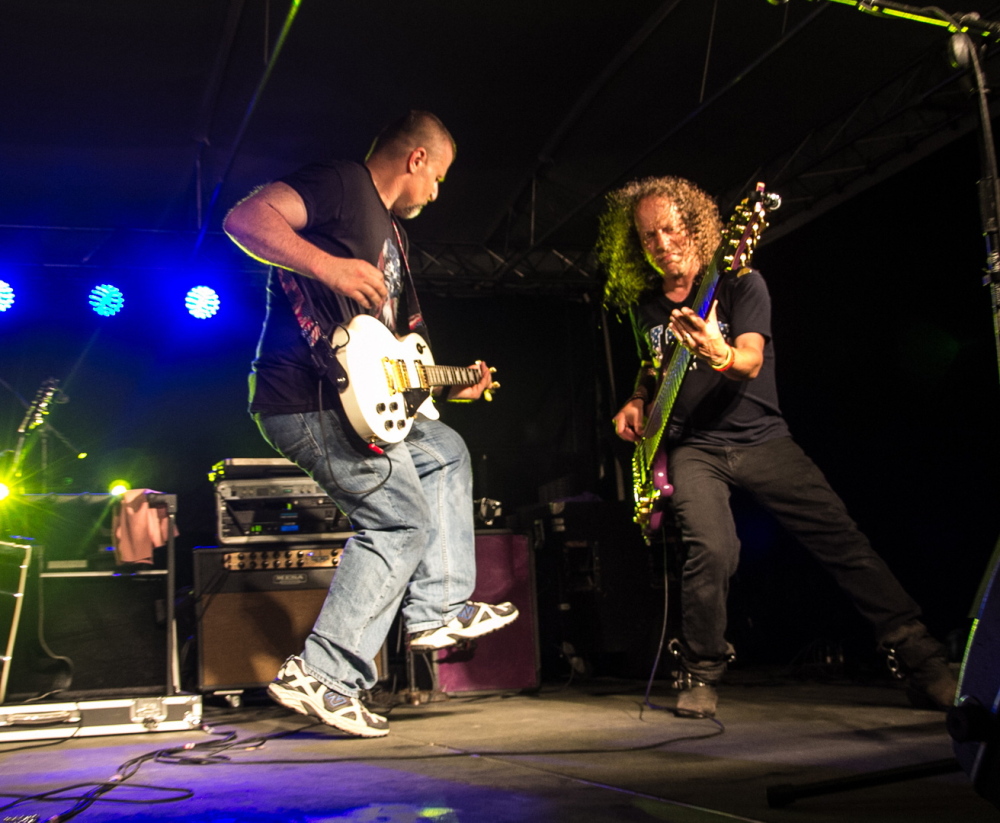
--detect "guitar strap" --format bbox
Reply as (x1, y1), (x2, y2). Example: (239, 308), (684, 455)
(390, 217), (436, 416)
(390, 217), (430, 344)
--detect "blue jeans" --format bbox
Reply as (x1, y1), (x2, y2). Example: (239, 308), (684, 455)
(668, 436), (921, 679)
(256, 409), (477, 696)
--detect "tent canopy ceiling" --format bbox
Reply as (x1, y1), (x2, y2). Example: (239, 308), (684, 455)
(3, 0), (1000, 288)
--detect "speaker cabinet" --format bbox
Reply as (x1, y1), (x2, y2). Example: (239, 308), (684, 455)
(194, 545), (342, 692)
(434, 531), (539, 695)
(950, 541), (1000, 809)
(6, 568), (171, 699)
(525, 500), (661, 680)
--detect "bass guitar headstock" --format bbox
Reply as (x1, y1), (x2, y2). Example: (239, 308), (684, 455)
(722, 182), (781, 275)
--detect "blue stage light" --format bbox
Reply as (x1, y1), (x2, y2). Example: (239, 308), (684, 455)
(89, 284), (124, 316)
(185, 286), (220, 319)
(0, 280), (14, 312)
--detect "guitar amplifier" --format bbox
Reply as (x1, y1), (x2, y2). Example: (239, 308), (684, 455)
(0, 493), (117, 572)
(215, 476), (353, 545)
(194, 542), (386, 692)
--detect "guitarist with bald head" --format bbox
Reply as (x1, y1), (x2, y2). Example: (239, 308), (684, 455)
(599, 175), (955, 720)
(224, 110), (518, 738)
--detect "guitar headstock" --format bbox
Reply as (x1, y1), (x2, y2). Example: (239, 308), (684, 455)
(722, 182), (781, 274)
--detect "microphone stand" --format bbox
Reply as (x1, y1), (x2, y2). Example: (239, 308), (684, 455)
(807, 0), (1000, 384)
(3, 378), (84, 494)
(765, 1), (1000, 810)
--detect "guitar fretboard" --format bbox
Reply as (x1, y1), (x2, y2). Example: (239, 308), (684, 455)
(420, 364), (480, 388)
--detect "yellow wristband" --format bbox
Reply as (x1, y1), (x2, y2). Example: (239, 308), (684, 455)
(710, 346), (735, 372)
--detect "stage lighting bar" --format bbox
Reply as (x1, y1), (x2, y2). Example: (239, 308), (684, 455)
(88, 284), (124, 317)
(0, 280), (13, 312)
(185, 286), (220, 319)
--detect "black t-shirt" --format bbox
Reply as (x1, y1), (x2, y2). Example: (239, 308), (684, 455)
(632, 270), (789, 447)
(249, 160), (407, 414)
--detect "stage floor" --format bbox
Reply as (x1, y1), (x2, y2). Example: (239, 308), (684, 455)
(0, 669), (994, 823)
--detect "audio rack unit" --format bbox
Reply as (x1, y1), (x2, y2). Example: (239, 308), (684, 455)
(215, 476), (353, 545)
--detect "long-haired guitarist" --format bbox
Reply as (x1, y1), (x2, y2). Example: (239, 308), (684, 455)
(223, 111), (518, 738)
(598, 175), (955, 720)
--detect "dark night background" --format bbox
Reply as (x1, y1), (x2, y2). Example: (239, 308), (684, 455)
(1, 1), (999, 678)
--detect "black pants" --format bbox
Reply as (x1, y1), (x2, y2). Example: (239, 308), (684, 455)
(668, 436), (922, 678)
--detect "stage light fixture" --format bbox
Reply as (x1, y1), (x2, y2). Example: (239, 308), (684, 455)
(0, 280), (14, 312)
(109, 480), (131, 495)
(89, 284), (124, 317)
(185, 286), (220, 319)
(0, 482), (9, 501)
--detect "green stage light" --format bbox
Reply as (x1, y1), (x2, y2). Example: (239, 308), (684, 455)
(109, 480), (131, 495)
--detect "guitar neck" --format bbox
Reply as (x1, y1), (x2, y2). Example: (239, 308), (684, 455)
(641, 346), (692, 465)
(421, 364), (481, 389)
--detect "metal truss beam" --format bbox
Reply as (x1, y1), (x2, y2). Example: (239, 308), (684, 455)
(721, 44), (1000, 242)
(0, 226), (600, 297)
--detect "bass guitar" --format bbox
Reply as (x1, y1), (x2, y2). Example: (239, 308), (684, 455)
(330, 313), (490, 445)
(633, 182), (780, 536)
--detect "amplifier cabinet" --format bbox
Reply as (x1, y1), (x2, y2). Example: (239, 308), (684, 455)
(434, 531), (540, 695)
(195, 544), (343, 692)
(0, 493), (116, 572)
(6, 569), (172, 699)
(215, 477), (353, 545)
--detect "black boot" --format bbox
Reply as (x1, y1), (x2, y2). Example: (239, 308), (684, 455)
(879, 621), (957, 711)
(674, 670), (720, 718)
(670, 640), (731, 719)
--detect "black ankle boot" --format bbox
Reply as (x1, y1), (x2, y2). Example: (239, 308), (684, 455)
(879, 621), (957, 711)
(670, 639), (731, 719)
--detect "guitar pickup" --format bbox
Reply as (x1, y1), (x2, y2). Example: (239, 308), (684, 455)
(414, 361), (430, 390)
(381, 357), (404, 394)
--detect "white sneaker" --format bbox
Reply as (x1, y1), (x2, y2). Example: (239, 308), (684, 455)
(267, 655), (389, 737)
(409, 601), (520, 651)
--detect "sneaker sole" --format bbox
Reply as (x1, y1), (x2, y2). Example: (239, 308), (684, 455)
(266, 681), (314, 718)
(410, 609), (520, 651)
(267, 682), (389, 738)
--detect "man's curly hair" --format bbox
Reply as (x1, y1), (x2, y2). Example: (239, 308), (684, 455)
(597, 176), (723, 310)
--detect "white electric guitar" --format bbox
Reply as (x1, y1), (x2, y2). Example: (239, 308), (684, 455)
(330, 313), (491, 445)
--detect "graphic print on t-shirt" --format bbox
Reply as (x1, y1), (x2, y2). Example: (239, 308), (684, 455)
(375, 236), (403, 333)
